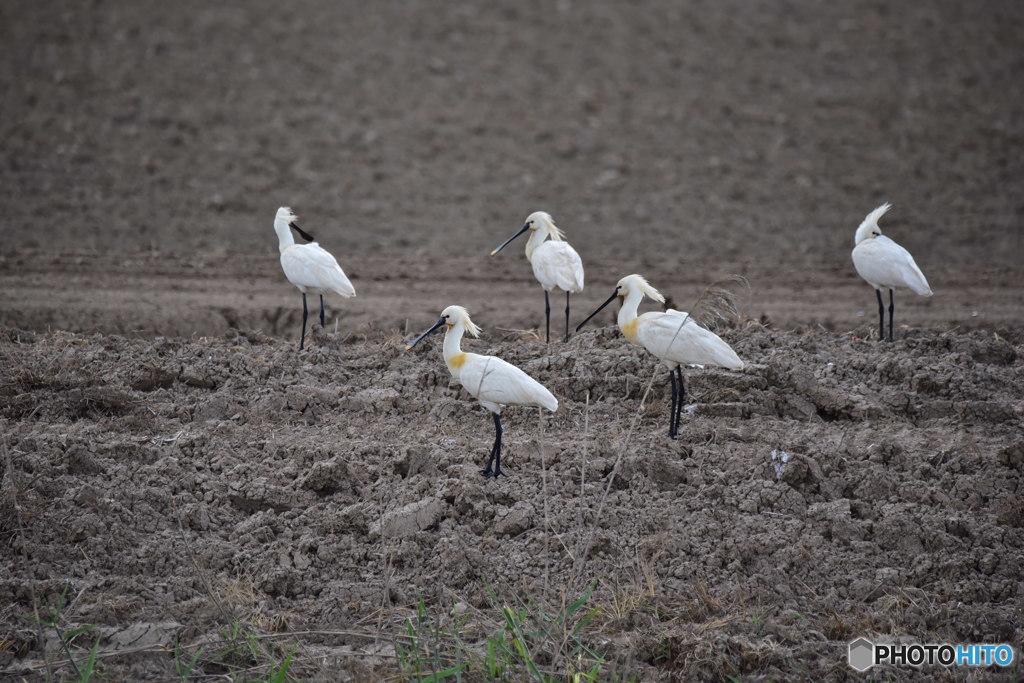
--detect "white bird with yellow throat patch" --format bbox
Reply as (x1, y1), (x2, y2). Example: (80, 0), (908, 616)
(577, 274), (743, 439)
(851, 202), (932, 342)
(490, 211), (584, 343)
(406, 305), (558, 478)
(273, 207), (356, 350)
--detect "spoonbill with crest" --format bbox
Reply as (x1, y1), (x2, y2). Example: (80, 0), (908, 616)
(406, 305), (558, 478)
(576, 274), (743, 439)
(851, 202), (932, 342)
(273, 206), (356, 350)
(490, 211), (584, 342)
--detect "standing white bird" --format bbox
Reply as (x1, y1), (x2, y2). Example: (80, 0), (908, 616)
(406, 305), (558, 478)
(851, 203), (932, 342)
(273, 206), (356, 350)
(576, 274), (744, 439)
(490, 211), (584, 343)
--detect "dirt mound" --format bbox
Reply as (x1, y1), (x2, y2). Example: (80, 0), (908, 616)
(2, 324), (1021, 679)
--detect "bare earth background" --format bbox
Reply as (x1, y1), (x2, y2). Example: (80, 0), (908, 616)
(1, 0), (1022, 679)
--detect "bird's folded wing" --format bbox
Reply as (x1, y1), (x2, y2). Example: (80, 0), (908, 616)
(282, 245), (356, 296)
(637, 312), (743, 369)
(533, 242), (584, 291)
(853, 237), (929, 294)
(460, 356), (558, 410)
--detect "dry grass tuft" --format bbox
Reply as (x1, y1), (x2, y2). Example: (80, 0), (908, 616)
(687, 275), (749, 331)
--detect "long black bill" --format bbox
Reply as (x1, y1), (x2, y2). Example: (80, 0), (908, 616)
(489, 224), (530, 256)
(290, 222), (316, 243)
(405, 317), (447, 350)
(575, 289), (620, 332)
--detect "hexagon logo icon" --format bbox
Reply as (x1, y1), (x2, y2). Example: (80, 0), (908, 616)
(849, 638), (874, 671)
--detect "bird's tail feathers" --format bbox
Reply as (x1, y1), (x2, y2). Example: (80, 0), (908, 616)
(906, 266), (933, 297)
(332, 280), (357, 297)
(539, 388), (559, 412)
(716, 345), (745, 371)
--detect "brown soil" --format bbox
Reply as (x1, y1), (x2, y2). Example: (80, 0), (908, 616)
(2, 0), (1022, 680)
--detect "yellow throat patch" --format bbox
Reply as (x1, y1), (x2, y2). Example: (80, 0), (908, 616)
(447, 352), (469, 370)
(621, 318), (640, 342)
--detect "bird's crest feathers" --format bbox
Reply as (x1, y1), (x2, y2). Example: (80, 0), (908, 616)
(618, 274), (665, 303)
(531, 211), (566, 241)
(442, 305), (482, 337)
(276, 206), (298, 223)
(854, 202), (891, 244)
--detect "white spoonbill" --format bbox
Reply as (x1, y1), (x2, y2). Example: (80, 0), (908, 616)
(406, 305), (558, 478)
(490, 211), (584, 343)
(576, 274), (743, 439)
(273, 206), (356, 350)
(851, 202), (932, 342)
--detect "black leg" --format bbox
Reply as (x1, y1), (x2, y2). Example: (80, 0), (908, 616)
(564, 291), (571, 342)
(544, 291), (551, 343)
(675, 367), (686, 435)
(669, 369), (678, 438)
(319, 294), (326, 329)
(875, 289), (885, 342)
(888, 289), (895, 342)
(481, 438), (498, 476)
(300, 293), (309, 350)
(493, 414), (503, 477)
(481, 412), (504, 478)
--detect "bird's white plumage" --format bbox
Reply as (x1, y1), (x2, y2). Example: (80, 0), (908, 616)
(273, 207), (356, 298)
(530, 240), (584, 293)
(438, 305), (558, 415)
(635, 310), (745, 370)
(456, 354), (559, 414)
(851, 203), (932, 296)
(852, 236), (932, 295)
(280, 244), (356, 296)
(615, 274), (743, 371)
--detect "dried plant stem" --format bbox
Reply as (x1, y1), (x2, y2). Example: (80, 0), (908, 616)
(3, 441), (55, 682)
(570, 365), (658, 594)
(172, 496), (234, 625)
(578, 392), (590, 532)
(538, 407), (551, 597)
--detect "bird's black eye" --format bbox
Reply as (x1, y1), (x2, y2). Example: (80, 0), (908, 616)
(872, 231), (880, 236)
